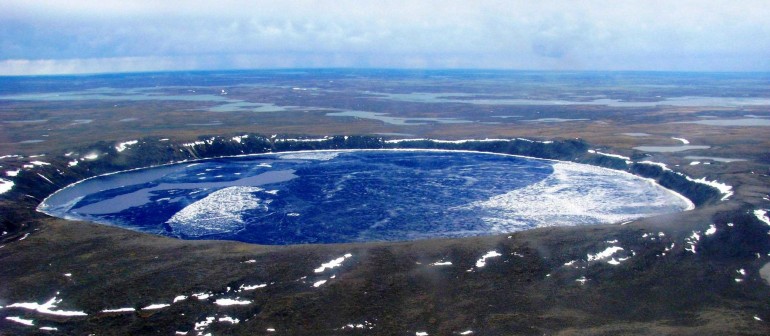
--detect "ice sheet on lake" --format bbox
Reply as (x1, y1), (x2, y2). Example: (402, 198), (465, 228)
(279, 151), (341, 161)
(466, 162), (692, 232)
(167, 186), (266, 237)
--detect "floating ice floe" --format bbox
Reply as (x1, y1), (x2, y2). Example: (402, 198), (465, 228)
(460, 330), (474, 335)
(214, 298), (252, 306)
(468, 162), (694, 231)
(267, 328), (276, 332)
(68, 160), (78, 167)
(242, 259), (256, 264)
(101, 307), (135, 313)
(6, 169), (20, 177)
(7, 294), (87, 316)
(314, 253), (353, 273)
(313, 280), (328, 288)
(6, 316), (34, 326)
(173, 295), (187, 303)
(82, 153), (99, 160)
(416, 332), (429, 336)
(475, 251), (502, 268)
(166, 186), (266, 237)
(39, 326), (57, 331)
(430, 261), (453, 266)
(115, 140), (138, 152)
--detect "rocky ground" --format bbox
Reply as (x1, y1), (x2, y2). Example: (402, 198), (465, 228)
(0, 137), (768, 335)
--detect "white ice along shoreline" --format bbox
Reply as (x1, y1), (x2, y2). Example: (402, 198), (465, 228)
(37, 146), (697, 234)
(637, 161), (733, 201)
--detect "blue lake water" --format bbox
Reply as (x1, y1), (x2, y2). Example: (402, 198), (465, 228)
(38, 150), (692, 245)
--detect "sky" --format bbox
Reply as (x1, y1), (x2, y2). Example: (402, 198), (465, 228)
(1, 0), (769, 75)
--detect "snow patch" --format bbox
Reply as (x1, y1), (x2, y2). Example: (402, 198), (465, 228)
(218, 315), (240, 324)
(755, 210), (770, 226)
(214, 298), (252, 306)
(115, 140), (138, 152)
(672, 137), (690, 145)
(313, 280), (328, 287)
(587, 246), (624, 262)
(314, 253), (353, 273)
(101, 307), (135, 313)
(142, 303), (170, 310)
(475, 251), (502, 268)
(705, 224), (717, 236)
(6, 316), (34, 326)
(685, 231), (701, 253)
(195, 317), (216, 332)
(7, 294), (88, 316)
(430, 261), (453, 266)
(0, 178), (13, 194)
(231, 135), (249, 143)
(239, 284), (267, 291)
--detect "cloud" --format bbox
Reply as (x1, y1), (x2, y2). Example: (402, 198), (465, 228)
(1, 0), (769, 74)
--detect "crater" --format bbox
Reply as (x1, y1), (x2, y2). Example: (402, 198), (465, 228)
(38, 150), (692, 245)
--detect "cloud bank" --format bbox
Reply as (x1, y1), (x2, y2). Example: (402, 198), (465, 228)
(2, 0), (769, 75)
